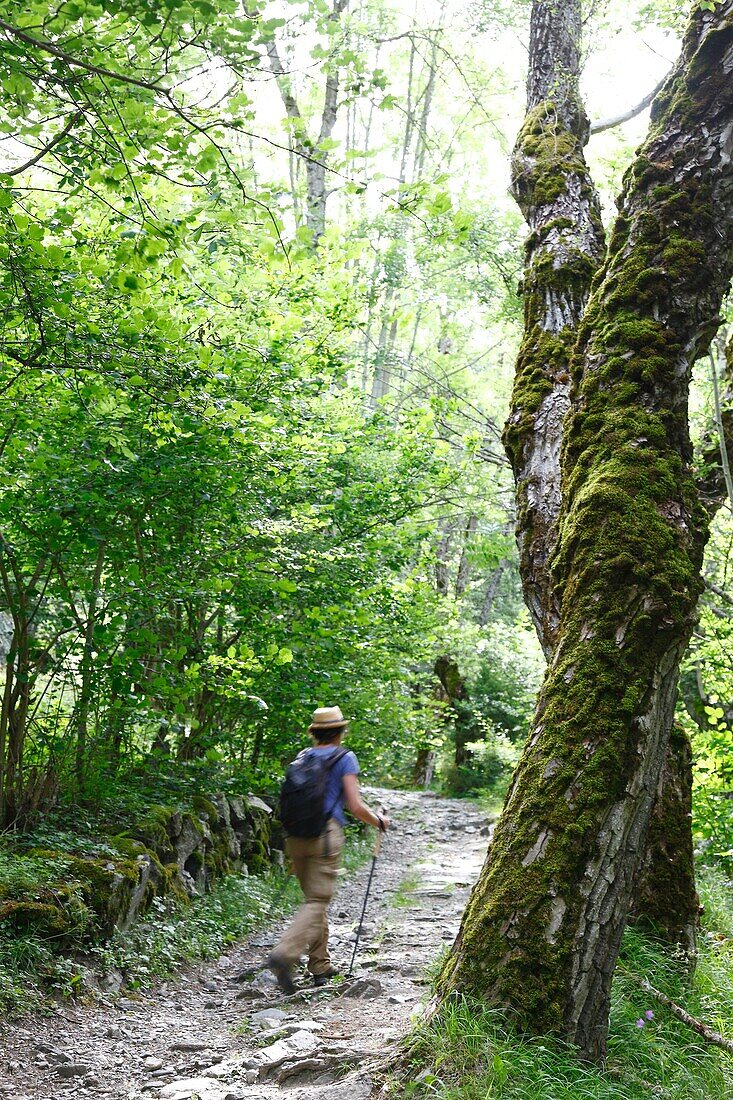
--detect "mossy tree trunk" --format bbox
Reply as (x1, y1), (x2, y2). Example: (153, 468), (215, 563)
(439, 0), (733, 1063)
(629, 723), (699, 953)
(503, 0), (700, 950)
(503, 0), (604, 658)
(434, 654), (473, 767)
(506, 0), (708, 958)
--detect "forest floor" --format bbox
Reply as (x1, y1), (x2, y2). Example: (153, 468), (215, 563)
(0, 790), (490, 1100)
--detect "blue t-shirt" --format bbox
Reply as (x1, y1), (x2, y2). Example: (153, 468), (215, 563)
(309, 745), (360, 827)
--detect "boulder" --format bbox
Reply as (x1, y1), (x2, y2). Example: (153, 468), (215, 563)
(255, 1030), (320, 1076)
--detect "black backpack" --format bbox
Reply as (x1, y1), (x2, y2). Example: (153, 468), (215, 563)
(279, 748), (348, 838)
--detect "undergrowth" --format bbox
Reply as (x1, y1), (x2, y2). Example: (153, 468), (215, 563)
(398, 867), (733, 1100)
(94, 870), (301, 988)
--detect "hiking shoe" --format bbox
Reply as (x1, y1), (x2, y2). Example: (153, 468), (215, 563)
(266, 954), (296, 995)
(311, 967), (340, 987)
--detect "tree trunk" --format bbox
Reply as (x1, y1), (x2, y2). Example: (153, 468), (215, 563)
(439, 0), (733, 1062)
(434, 655), (473, 767)
(503, 0), (604, 659)
(267, 0), (349, 247)
(75, 540), (106, 795)
(630, 722), (699, 956)
(478, 558), (509, 626)
(504, 0), (711, 960)
(412, 746), (436, 788)
(455, 515), (478, 599)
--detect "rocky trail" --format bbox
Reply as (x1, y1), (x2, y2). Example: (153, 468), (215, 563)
(0, 791), (490, 1100)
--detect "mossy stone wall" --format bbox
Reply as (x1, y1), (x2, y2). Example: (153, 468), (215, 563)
(0, 792), (274, 951)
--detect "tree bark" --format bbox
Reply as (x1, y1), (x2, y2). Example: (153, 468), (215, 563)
(266, 0), (349, 246)
(75, 539), (106, 795)
(478, 558), (509, 626)
(455, 515), (478, 599)
(629, 723), (700, 955)
(503, 0), (604, 658)
(439, 0), (733, 1062)
(506, 0), (711, 960)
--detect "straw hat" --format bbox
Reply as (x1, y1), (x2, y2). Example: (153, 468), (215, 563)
(308, 705), (349, 731)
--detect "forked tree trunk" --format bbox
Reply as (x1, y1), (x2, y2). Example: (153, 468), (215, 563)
(438, 0), (733, 1062)
(506, 0), (708, 958)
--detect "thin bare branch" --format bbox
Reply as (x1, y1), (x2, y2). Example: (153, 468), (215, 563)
(7, 110), (83, 175)
(590, 72), (670, 134)
(0, 19), (167, 93)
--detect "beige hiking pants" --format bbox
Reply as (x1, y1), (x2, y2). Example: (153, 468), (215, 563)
(274, 819), (344, 976)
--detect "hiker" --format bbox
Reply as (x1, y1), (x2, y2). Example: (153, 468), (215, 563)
(267, 705), (390, 994)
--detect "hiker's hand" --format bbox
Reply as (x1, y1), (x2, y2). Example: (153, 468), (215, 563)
(376, 813), (390, 832)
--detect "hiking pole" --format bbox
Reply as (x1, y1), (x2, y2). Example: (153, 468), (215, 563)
(348, 817), (385, 978)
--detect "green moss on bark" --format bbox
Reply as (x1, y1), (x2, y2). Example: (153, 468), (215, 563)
(504, 99), (603, 475)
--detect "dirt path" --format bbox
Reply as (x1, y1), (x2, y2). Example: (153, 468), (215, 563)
(0, 790), (490, 1100)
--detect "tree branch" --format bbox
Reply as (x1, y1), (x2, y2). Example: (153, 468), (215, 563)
(7, 110), (83, 175)
(704, 578), (733, 606)
(590, 72), (670, 134)
(696, 336), (733, 516)
(640, 977), (733, 1054)
(265, 40), (303, 124)
(0, 20), (167, 94)
(711, 349), (733, 505)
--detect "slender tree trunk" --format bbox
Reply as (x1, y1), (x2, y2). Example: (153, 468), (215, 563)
(3, 616), (31, 827)
(0, 648), (14, 826)
(267, 0), (349, 247)
(434, 519), (456, 597)
(434, 655), (473, 767)
(0, 543), (36, 827)
(75, 540), (106, 795)
(503, 0), (604, 659)
(455, 515), (478, 599)
(370, 282), (397, 404)
(439, 0), (733, 1062)
(478, 558), (509, 626)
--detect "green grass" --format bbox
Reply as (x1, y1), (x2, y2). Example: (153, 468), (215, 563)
(396, 867), (733, 1099)
(392, 871), (423, 909)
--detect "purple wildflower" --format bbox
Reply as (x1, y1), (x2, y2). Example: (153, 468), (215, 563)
(645, 1010), (654, 1021)
(636, 1018), (645, 1028)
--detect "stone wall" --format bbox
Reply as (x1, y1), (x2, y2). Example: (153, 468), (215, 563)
(0, 793), (274, 947)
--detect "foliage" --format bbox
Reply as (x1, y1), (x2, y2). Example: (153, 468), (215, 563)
(443, 728), (522, 798)
(0, 0), (531, 825)
(675, 500), (733, 870)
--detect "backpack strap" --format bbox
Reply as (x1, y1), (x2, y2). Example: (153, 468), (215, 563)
(324, 748), (350, 821)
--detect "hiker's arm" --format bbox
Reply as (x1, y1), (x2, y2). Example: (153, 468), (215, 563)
(342, 774), (390, 830)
